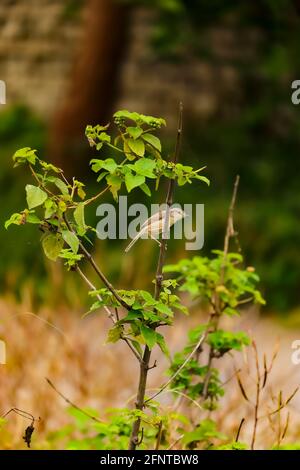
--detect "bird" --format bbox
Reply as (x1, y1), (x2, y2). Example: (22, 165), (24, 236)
(125, 207), (186, 252)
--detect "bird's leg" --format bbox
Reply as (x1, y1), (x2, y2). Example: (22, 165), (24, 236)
(150, 235), (161, 247)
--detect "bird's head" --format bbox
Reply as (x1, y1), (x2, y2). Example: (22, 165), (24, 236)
(170, 207), (187, 223)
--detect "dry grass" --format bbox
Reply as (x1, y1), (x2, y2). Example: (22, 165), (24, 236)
(0, 296), (300, 449)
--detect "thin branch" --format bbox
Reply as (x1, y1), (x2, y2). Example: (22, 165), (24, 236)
(251, 341), (261, 450)
(83, 186), (110, 207)
(202, 175), (240, 399)
(46, 378), (102, 423)
(235, 418), (245, 442)
(145, 333), (205, 403)
(167, 434), (184, 450)
(76, 266), (143, 364)
(76, 265), (116, 322)
(1, 408), (37, 422)
(63, 214), (130, 310)
(222, 174), (240, 280)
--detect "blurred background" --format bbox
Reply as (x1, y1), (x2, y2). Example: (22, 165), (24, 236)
(1, 0), (300, 449)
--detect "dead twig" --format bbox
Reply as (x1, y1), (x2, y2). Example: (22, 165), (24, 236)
(1, 407), (40, 448)
(235, 418), (245, 442)
(46, 377), (102, 423)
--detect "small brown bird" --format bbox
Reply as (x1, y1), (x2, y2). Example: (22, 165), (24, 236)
(125, 208), (186, 252)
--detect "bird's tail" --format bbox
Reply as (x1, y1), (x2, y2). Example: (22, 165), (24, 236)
(125, 232), (142, 253)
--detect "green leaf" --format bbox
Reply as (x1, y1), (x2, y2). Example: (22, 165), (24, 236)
(125, 172), (145, 193)
(13, 147), (37, 166)
(113, 109), (133, 120)
(27, 213), (41, 224)
(48, 177), (69, 195)
(156, 332), (170, 358)
(207, 330), (250, 353)
(74, 180), (86, 200)
(139, 290), (156, 304)
(90, 158), (117, 174)
(44, 198), (56, 219)
(140, 325), (157, 350)
(106, 174), (122, 200)
(194, 175), (210, 185)
(40, 161), (61, 173)
(74, 203), (86, 236)
(127, 139), (145, 157)
(142, 133), (161, 152)
(118, 310), (143, 324)
(183, 420), (226, 445)
(62, 230), (79, 254)
(107, 325), (123, 344)
(140, 183), (151, 196)
(131, 340), (143, 356)
(5, 213), (22, 229)
(133, 158), (156, 178)
(26, 184), (48, 209)
(156, 303), (173, 317)
(126, 127), (143, 139)
(42, 233), (64, 261)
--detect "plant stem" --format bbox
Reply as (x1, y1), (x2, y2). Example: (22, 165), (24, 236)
(201, 175), (240, 399)
(251, 341), (261, 450)
(76, 265), (143, 364)
(128, 103), (183, 450)
(128, 346), (151, 450)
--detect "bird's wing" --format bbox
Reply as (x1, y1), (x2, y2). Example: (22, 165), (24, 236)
(140, 210), (165, 229)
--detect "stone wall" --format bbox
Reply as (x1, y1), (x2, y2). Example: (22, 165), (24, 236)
(0, 0), (83, 117)
(0, 1), (258, 127)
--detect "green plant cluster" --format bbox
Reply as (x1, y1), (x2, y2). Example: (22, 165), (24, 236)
(4, 110), (266, 450)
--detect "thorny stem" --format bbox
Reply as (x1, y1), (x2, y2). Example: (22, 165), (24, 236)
(128, 103), (183, 450)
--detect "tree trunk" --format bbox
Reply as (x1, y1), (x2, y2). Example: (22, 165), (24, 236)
(48, 0), (131, 175)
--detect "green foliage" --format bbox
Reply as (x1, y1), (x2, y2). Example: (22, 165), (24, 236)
(86, 110), (208, 200)
(49, 405), (189, 451)
(0, 105), (47, 299)
(131, 0), (300, 311)
(165, 248), (264, 409)
(216, 441), (248, 450)
(207, 330), (250, 356)
(165, 251), (265, 314)
(88, 283), (188, 356)
(183, 419), (226, 449)
(5, 109), (266, 450)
